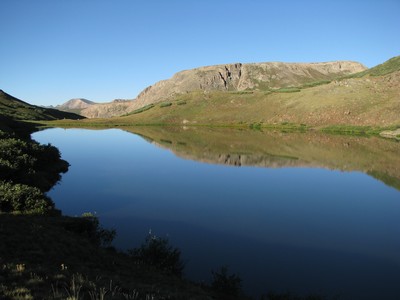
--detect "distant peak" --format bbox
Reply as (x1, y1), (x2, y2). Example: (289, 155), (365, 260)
(57, 98), (97, 110)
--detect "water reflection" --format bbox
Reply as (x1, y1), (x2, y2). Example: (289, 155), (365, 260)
(32, 127), (400, 299)
(125, 126), (400, 190)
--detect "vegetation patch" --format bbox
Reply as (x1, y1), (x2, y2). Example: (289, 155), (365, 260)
(0, 130), (69, 193)
(301, 79), (331, 88)
(249, 122), (262, 130)
(321, 125), (384, 136)
(159, 102), (172, 108)
(128, 104), (155, 115)
(177, 100), (187, 105)
(274, 87), (301, 93)
(229, 90), (254, 95)
(128, 234), (184, 277)
(0, 181), (54, 214)
(346, 55), (400, 78)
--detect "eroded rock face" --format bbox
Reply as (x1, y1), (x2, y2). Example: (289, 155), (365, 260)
(79, 101), (132, 118)
(80, 61), (366, 118)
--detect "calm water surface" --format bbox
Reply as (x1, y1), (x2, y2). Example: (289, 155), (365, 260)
(33, 127), (400, 299)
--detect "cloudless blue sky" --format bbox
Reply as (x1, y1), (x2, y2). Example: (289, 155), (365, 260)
(1, 0), (399, 105)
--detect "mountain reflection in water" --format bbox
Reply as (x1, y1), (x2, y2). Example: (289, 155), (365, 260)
(125, 126), (400, 191)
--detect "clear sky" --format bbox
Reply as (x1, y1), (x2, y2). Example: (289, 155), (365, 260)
(1, 0), (399, 106)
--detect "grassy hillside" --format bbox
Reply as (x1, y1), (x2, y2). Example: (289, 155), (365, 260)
(47, 56), (400, 130)
(55, 75), (399, 128)
(348, 55), (400, 78)
(0, 90), (83, 121)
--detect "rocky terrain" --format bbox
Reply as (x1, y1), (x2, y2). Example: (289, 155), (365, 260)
(79, 60), (366, 118)
(79, 99), (132, 118)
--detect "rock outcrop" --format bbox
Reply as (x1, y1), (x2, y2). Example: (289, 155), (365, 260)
(80, 101), (132, 118)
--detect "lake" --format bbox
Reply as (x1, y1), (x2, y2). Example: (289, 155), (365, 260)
(33, 127), (400, 299)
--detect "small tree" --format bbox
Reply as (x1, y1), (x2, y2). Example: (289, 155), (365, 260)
(129, 234), (184, 277)
(81, 213), (116, 247)
(211, 266), (242, 297)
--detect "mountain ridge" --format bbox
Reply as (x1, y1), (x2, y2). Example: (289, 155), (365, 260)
(0, 90), (84, 121)
(80, 60), (366, 118)
(66, 55), (400, 128)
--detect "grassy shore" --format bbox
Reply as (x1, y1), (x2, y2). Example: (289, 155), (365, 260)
(34, 117), (400, 140)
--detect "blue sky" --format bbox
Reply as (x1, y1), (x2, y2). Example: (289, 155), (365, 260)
(1, 0), (399, 106)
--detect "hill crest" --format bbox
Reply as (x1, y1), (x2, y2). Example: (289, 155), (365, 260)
(57, 98), (96, 110)
(0, 90), (83, 121)
(80, 60), (366, 118)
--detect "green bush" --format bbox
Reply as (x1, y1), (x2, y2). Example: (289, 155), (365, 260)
(0, 181), (54, 214)
(160, 102), (172, 108)
(177, 100), (187, 105)
(275, 87), (301, 93)
(249, 122), (262, 130)
(129, 104), (155, 115)
(302, 80), (331, 88)
(0, 133), (67, 191)
(128, 234), (184, 277)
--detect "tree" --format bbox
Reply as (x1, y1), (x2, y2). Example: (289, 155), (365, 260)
(129, 234), (185, 277)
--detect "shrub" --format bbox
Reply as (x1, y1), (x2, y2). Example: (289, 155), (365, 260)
(249, 122), (262, 130)
(129, 104), (155, 115)
(177, 100), (187, 105)
(275, 87), (301, 93)
(302, 80), (331, 88)
(128, 234), (184, 277)
(0, 135), (68, 190)
(211, 266), (242, 297)
(160, 102), (172, 108)
(0, 181), (54, 214)
(80, 213), (117, 247)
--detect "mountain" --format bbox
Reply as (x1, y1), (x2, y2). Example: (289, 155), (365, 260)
(0, 90), (84, 122)
(57, 98), (96, 110)
(79, 60), (366, 118)
(56, 98), (96, 115)
(129, 61), (366, 111)
(71, 55), (399, 128)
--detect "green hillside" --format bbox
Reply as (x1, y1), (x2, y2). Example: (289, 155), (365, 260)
(0, 90), (83, 121)
(349, 55), (400, 78)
